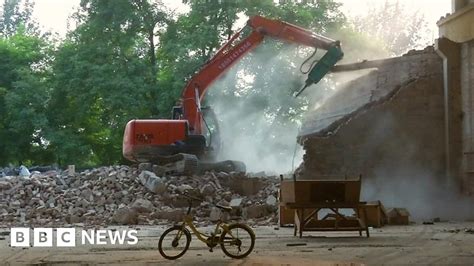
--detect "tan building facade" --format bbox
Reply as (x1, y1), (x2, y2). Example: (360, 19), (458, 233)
(438, 0), (474, 193)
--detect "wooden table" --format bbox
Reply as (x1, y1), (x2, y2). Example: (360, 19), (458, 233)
(281, 202), (370, 238)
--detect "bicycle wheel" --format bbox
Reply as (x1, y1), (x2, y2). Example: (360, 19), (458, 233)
(220, 223), (255, 259)
(158, 225), (191, 260)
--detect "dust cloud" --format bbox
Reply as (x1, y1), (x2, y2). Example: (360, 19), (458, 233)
(205, 41), (316, 174)
(204, 37), (375, 174)
(357, 109), (474, 221)
(363, 168), (474, 221)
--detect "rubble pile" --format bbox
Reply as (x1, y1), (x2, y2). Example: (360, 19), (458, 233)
(0, 166), (279, 227)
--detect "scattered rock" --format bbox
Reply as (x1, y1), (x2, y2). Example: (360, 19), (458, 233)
(209, 207), (222, 222)
(0, 181), (11, 189)
(266, 195), (277, 206)
(444, 229), (461, 233)
(19, 165), (30, 177)
(200, 183), (216, 196)
(131, 199), (154, 213)
(138, 170), (156, 184)
(138, 163), (153, 172)
(230, 198), (243, 208)
(154, 209), (184, 222)
(243, 205), (269, 219)
(177, 184), (194, 192)
(66, 215), (84, 224)
(152, 165), (167, 176)
(144, 176), (166, 194)
(113, 207), (138, 225)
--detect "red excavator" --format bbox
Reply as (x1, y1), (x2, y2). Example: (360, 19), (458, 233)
(123, 15), (343, 175)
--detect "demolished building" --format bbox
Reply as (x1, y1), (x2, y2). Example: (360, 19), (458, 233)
(295, 1), (474, 219)
(297, 47), (453, 184)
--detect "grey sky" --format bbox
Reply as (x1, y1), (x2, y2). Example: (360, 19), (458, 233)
(32, 0), (450, 41)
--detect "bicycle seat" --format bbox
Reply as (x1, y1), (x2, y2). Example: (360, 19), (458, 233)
(216, 204), (232, 212)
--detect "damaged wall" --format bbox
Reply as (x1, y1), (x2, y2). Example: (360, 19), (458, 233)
(297, 47), (453, 183)
(300, 48), (443, 137)
(294, 48), (474, 219)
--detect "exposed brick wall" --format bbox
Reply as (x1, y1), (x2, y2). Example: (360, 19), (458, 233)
(300, 47), (442, 138)
(297, 48), (447, 183)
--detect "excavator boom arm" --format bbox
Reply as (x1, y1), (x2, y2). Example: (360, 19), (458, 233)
(181, 15), (343, 134)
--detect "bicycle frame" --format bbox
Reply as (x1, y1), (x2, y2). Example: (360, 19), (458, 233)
(170, 196), (242, 247)
(180, 215), (232, 244)
(159, 195), (255, 260)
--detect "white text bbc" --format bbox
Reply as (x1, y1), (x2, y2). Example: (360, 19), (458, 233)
(10, 228), (138, 247)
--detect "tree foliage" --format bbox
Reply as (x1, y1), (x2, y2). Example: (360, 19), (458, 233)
(0, 0), (38, 37)
(0, 27), (51, 164)
(47, 0), (169, 166)
(349, 0), (429, 56)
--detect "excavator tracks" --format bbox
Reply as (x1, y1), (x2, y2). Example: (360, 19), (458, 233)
(200, 160), (246, 173)
(151, 153), (246, 176)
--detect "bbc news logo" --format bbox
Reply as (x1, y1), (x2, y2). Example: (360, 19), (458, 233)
(10, 228), (138, 247)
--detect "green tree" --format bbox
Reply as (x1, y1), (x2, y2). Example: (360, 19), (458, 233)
(0, 0), (38, 37)
(0, 28), (52, 165)
(156, 0), (247, 115)
(48, 0), (169, 166)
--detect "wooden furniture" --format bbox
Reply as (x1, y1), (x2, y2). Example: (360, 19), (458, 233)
(279, 176), (370, 238)
(357, 200), (388, 228)
(387, 208), (410, 225)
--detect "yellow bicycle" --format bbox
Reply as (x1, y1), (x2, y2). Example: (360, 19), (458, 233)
(158, 193), (255, 260)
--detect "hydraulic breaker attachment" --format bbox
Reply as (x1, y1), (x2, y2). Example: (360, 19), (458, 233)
(295, 43), (344, 97)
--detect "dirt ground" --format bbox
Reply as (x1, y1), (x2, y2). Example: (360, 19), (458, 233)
(1, 222), (474, 265)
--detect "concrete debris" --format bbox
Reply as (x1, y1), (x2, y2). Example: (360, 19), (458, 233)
(139, 170), (166, 194)
(230, 198), (243, 208)
(200, 183), (216, 196)
(0, 181), (11, 189)
(19, 165), (30, 178)
(0, 165), (279, 227)
(152, 208), (184, 222)
(138, 163), (153, 172)
(177, 184), (194, 192)
(464, 228), (474, 234)
(387, 208), (410, 225)
(443, 228), (474, 234)
(209, 207), (222, 222)
(243, 204), (270, 219)
(112, 207), (138, 225)
(266, 195), (277, 206)
(131, 199), (154, 213)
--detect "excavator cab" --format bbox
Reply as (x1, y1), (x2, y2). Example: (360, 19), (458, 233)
(171, 106), (183, 120)
(201, 106), (221, 159)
